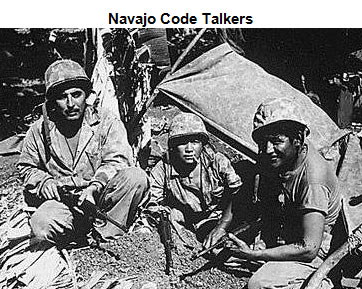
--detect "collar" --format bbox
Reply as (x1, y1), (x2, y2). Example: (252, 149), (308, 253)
(82, 105), (101, 126)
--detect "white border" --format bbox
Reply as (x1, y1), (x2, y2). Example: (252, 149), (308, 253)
(1, 0), (361, 28)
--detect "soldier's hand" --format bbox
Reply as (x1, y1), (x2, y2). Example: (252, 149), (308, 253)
(78, 184), (97, 206)
(224, 233), (253, 259)
(40, 179), (61, 201)
(203, 227), (227, 254)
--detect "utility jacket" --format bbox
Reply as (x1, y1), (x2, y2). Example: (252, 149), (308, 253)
(148, 145), (242, 216)
(18, 106), (134, 198)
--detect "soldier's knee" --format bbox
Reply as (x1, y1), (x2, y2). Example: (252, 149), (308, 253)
(29, 200), (74, 244)
(248, 274), (263, 289)
(30, 211), (55, 243)
(121, 167), (149, 192)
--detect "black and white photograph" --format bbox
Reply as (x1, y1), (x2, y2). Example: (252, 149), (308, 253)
(1, 28), (362, 289)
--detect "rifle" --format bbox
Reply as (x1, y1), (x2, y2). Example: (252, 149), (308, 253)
(158, 209), (174, 275)
(191, 217), (262, 260)
(60, 187), (128, 233)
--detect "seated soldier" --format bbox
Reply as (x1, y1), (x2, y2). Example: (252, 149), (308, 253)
(225, 97), (342, 289)
(17, 59), (149, 245)
(146, 112), (242, 250)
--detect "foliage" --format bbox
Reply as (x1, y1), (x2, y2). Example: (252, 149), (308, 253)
(167, 28), (222, 69)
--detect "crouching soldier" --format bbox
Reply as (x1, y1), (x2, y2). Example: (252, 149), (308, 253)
(17, 59), (149, 244)
(225, 98), (342, 289)
(145, 112), (242, 251)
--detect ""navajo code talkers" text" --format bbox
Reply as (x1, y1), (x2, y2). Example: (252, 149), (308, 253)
(109, 13), (253, 26)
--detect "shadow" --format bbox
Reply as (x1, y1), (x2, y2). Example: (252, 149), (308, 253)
(231, 159), (261, 228)
(349, 195), (362, 206)
(180, 250), (258, 281)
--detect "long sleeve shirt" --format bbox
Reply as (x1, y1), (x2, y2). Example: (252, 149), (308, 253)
(148, 145), (242, 215)
(17, 106), (134, 198)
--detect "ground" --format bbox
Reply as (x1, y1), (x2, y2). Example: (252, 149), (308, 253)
(0, 103), (252, 289)
(0, 154), (23, 224)
(0, 52), (252, 287)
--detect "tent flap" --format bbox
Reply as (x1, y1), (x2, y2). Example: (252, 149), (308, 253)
(157, 43), (345, 156)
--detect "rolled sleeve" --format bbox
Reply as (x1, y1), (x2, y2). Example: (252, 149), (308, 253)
(214, 152), (242, 192)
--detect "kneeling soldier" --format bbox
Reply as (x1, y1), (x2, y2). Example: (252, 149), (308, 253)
(18, 59), (149, 244)
(146, 112), (242, 251)
(225, 98), (341, 289)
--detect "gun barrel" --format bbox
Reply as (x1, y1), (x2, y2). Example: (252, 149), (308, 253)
(102, 213), (128, 233)
(81, 200), (128, 233)
(159, 210), (174, 275)
(165, 240), (173, 274)
(191, 235), (228, 260)
(191, 218), (262, 260)
(59, 188), (128, 233)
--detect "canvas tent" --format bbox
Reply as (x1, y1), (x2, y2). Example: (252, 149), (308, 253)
(157, 43), (347, 158)
(156, 43), (362, 232)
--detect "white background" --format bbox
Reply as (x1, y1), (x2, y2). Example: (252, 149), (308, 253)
(0, 0), (361, 28)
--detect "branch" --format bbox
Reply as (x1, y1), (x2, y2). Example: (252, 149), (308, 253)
(305, 223), (362, 289)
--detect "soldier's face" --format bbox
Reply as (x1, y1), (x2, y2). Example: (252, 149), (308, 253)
(173, 136), (203, 165)
(54, 87), (87, 121)
(258, 133), (298, 171)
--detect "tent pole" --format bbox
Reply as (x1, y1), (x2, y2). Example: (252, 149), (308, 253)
(170, 28), (207, 75)
(128, 89), (160, 133)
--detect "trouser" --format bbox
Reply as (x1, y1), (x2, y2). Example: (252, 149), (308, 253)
(248, 258), (334, 289)
(29, 167), (149, 244)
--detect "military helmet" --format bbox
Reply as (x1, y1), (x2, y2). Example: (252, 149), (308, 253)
(252, 97), (310, 143)
(44, 59), (91, 98)
(168, 113), (209, 147)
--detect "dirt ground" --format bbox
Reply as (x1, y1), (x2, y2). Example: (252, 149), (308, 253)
(0, 102), (252, 289)
(0, 59), (253, 287)
(0, 154), (23, 224)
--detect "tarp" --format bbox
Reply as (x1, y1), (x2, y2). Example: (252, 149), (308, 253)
(157, 43), (347, 157)
(157, 43), (362, 231)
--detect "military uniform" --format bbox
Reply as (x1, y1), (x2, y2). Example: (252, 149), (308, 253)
(148, 145), (242, 229)
(18, 105), (149, 242)
(247, 97), (342, 289)
(18, 60), (149, 243)
(250, 141), (340, 289)
(147, 112), (242, 243)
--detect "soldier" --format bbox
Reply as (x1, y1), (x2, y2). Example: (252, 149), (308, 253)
(146, 112), (242, 250)
(225, 97), (342, 289)
(18, 59), (149, 244)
